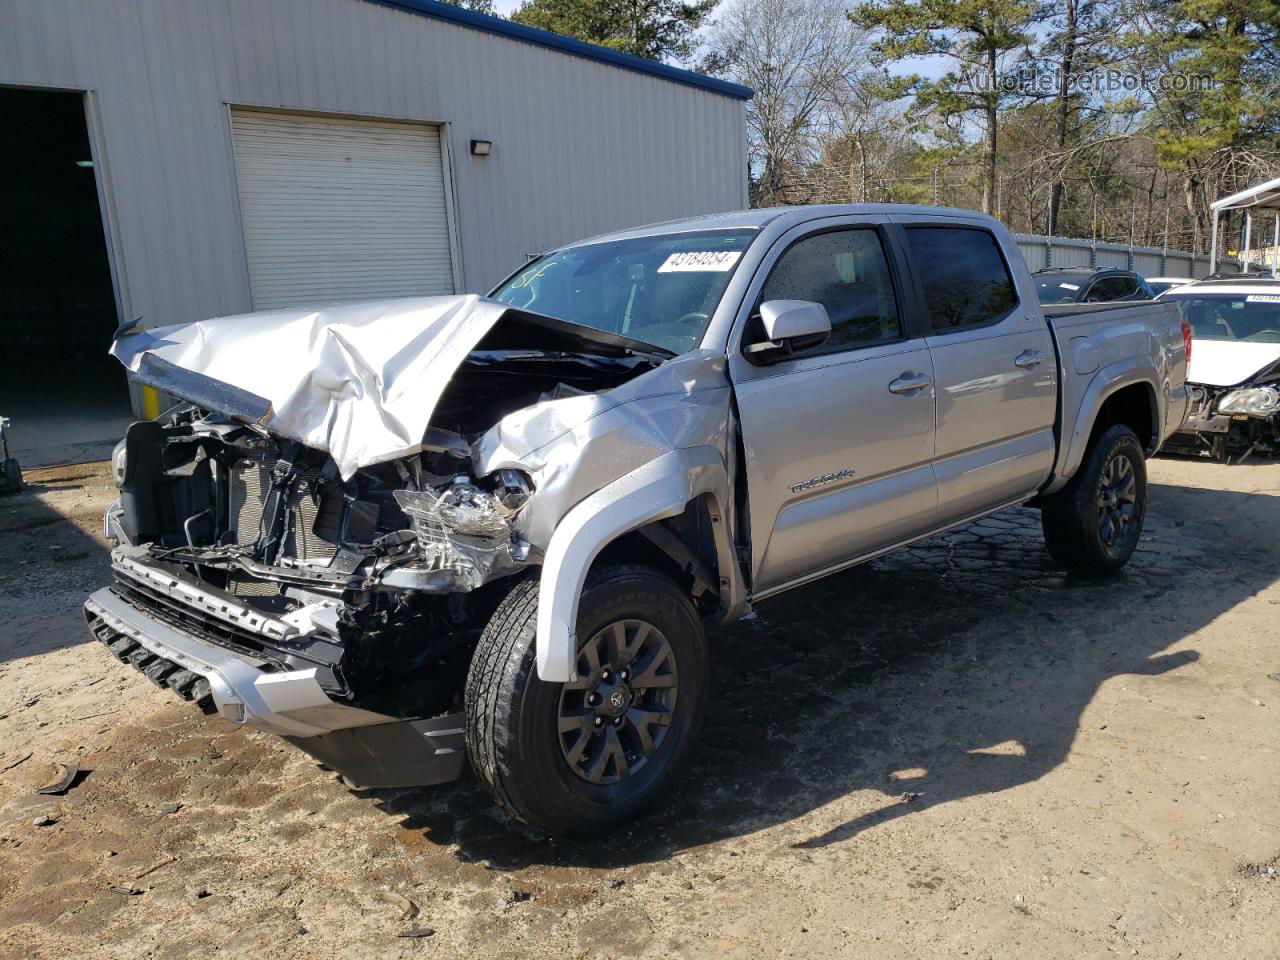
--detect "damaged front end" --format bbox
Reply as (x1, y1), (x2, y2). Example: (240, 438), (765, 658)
(1163, 379), (1280, 461)
(89, 410), (536, 785)
(87, 295), (667, 787)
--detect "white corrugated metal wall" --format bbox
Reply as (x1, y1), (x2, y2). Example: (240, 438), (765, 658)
(0, 0), (748, 335)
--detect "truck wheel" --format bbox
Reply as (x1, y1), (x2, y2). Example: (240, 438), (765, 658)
(1041, 423), (1147, 575)
(465, 566), (708, 836)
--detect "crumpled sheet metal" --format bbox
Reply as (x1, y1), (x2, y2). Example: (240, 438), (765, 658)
(475, 350), (733, 549)
(111, 296), (509, 480)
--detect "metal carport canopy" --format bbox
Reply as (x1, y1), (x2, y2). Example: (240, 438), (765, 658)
(1208, 175), (1280, 274)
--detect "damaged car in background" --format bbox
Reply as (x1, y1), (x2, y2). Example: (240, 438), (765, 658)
(1158, 278), (1280, 461)
(86, 206), (1189, 836)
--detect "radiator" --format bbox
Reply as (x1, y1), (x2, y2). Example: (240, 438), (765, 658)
(226, 460), (335, 596)
(228, 459), (272, 548)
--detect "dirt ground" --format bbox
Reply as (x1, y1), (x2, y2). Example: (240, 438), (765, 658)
(0, 456), (1277, 960)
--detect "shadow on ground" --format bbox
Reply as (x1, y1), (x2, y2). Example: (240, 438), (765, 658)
(371, 478), (1277, 869)
(0, 462), (114, 663)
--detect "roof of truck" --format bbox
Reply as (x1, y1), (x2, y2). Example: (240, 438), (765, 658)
(560, 204), (999, 248)
(1034, 266), (1142, 278)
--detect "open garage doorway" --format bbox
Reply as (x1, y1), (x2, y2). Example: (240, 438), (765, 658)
(0, 86), (132, 468)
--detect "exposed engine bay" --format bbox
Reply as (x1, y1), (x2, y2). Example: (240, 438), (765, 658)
(103, 306), (663, 721)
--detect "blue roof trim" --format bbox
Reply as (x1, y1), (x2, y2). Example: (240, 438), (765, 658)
(363, 0), (754, 101)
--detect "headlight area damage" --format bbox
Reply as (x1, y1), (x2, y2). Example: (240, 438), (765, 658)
(1165, 374), (1280, 462)
(87, 296), (672, 788)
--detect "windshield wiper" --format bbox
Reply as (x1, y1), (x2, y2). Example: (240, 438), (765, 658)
(467, 349), (657, 372)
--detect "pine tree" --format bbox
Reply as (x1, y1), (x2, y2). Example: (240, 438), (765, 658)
(1117, 0), (1280, 240)
(512, 0), (719, 62)
(852, 0), (1039, 214)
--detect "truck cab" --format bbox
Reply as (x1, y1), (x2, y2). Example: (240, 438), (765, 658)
(89, 205), (1190, 835)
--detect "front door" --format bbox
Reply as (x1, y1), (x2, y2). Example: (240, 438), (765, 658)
(899, 222), (1058, 525)
(728, 222), (938, 597)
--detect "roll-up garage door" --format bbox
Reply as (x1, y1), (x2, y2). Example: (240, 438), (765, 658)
(230, 109), (456, 310)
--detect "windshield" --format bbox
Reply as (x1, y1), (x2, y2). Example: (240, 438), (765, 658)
(1149, 280), (1189, 296)
(1167, 294), (1280, 342)
(490, 229), (757, 355)
(1035, 277), (1084, 304)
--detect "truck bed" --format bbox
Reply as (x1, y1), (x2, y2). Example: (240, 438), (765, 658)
(1041, 299), (1188, 493)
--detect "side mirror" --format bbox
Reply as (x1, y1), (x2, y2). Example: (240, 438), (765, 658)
(745, 300), (831, 363)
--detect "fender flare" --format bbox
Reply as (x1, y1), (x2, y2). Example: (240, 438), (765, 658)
(535, 446), (736, 682)
(1048, 358), (1159, 494)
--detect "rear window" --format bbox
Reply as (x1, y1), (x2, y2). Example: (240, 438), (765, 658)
(905, 227), (1018, 332)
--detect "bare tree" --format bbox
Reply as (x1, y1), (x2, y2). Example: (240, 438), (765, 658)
(705, 0), (872, 206)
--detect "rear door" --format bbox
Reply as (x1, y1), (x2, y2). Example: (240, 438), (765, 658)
(899, 221), (1058, 525)
(728, 218), (938, 597)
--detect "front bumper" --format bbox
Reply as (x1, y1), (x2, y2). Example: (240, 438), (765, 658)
(84, 556), (467, 787)
(1178, 411), (1232, 437)
(1161, 383), (1232, 456)
(85, 587), (388, 737)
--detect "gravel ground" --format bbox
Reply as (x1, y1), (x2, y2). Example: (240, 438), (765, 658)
(0, 456), (1277, 959)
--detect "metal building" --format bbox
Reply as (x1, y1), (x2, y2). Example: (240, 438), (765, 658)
(0, 0), (749, 450)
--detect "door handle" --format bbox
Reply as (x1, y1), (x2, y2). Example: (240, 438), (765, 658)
(888, 372), (931, 395)
(1014, 350), (1045, 369)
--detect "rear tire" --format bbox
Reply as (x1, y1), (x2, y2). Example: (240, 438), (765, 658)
(1041, 423), (1147, 575)
(465, 566), (708, 836)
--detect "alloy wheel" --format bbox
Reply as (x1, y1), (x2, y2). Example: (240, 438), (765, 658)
(1096, 451), (1138, 547)
(557, 619), (678, 784)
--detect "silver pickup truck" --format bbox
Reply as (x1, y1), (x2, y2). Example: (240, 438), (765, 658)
(86, 205), (1189, 835)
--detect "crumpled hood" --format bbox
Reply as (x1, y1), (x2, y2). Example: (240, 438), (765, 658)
(111, 295), (510, 479)
(1189, 339), (1280, 387)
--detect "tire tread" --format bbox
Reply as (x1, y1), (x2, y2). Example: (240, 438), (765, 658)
(465, 564), (705, 832)
(464, 573), (539, 824)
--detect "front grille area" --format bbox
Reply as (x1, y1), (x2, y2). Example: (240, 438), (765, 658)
(109, 573), (284, 667)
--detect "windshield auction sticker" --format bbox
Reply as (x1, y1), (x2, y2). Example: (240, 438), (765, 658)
(1246, 294), (1280, 303)
(658, 251), (742, 273)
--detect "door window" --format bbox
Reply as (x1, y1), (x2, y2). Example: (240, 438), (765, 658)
(1116, 276), (1141, 298)
(758, 229), (902, 350)
(1085, 276), (1131, 301)
(905, 227), (1018, 332)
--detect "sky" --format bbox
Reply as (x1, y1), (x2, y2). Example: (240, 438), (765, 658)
(486, 0), (949, 80)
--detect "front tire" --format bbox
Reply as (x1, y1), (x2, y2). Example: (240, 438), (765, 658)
(1041, 423), (1147, 575)
(465, 566), (708, 836)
